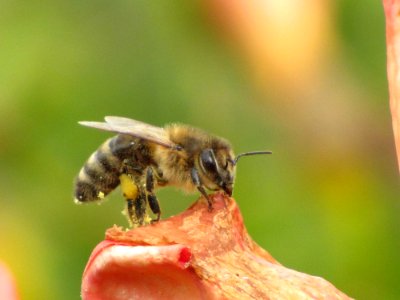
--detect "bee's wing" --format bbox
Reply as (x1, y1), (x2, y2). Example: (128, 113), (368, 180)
(79, 116), (177, 149)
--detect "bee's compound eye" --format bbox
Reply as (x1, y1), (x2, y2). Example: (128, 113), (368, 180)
(200, 149), (218, 173)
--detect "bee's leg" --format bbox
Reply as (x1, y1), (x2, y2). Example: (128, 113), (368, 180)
(120, 174), (147, 227)
(190, 168), (213, 211)
(146, 167), (161, 223)
(126, 199), (135, 226)
(134, 192), (147, 226)
(121, 158), (143, 174)
(124, 191), (147, 227)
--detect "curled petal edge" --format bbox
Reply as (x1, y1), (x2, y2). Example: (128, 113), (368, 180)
(81, 241), (212, 300)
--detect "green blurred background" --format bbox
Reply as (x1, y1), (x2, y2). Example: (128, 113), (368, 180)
(0, 0), (399, 299)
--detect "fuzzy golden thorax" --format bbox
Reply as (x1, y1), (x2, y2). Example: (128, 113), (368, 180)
(153, 124), (236, 193)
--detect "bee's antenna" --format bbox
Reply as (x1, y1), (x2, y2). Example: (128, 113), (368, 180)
(233, 151), (272, 165)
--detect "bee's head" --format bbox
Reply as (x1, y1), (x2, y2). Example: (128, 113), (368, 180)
(199, 148), (272, 196)
(199, 148), (236, 195)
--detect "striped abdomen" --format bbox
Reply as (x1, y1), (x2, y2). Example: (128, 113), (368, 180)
(74, 135), (138, 202)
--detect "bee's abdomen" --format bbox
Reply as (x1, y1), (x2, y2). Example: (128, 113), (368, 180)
(74, 137), (122, 202)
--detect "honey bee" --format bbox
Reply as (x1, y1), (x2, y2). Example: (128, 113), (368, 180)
(74, 116), (271, 227)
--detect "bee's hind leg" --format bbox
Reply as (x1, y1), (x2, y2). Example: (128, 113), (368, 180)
(125, 193), (147, 227)
(126, 198), (135, 226)
(134, 193), (147, 225)
(146, 167), (161, 223)
(120, 174), (148, 227)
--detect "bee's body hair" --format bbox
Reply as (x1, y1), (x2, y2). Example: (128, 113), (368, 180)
(74, 117), (268, 227)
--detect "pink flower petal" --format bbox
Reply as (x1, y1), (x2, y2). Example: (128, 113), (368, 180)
(82, 193), (353, 300)
(384, 0), (400, 171)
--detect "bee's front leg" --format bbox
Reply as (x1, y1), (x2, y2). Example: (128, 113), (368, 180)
(190, 167), (213, 211)
(146, 167), (161, 223)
